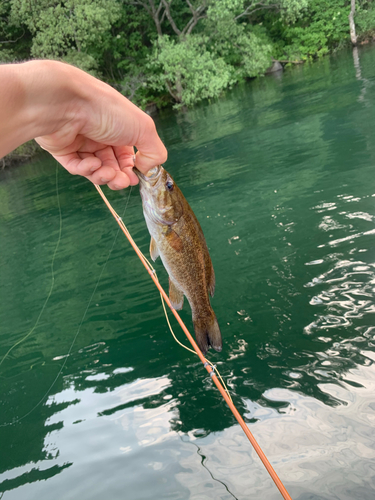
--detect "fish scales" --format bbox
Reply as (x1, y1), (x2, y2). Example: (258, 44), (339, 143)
(135, 165), (222, 355)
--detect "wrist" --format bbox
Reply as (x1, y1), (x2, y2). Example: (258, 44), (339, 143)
(22, 60), (88, 139)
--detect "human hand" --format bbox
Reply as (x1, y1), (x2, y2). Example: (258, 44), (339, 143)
(1, 61), (167, 190)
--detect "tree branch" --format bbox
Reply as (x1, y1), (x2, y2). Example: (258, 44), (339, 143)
(0, 30), (25, 45)
(128, 0), (207, 38)
(160, 8), (166, 24)
(165, 79), (181, 102)
(161, 0), (181, 36)
(235, 2), (280, 21)
(185, 13), (206, 34)
(349, 0), (357, 46)
(129, 0), (153, 19)
(181, 0), (207, 35)
(129, 0), (164, 35)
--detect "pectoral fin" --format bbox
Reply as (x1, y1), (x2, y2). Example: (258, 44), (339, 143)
(169, 278), (184, 310)
(150, 237), (159, 261)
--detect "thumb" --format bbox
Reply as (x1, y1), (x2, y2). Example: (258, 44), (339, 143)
(135, 149), (168, 173)
(132, 118), (168, 173)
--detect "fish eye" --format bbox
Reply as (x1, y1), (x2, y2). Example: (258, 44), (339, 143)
(166, 180), (174, 191)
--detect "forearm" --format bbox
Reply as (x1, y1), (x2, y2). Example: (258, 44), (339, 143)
(0, 62), (30, 158)
(0, 60), (85, 158)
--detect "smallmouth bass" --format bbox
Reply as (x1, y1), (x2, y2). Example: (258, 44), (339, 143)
(135, 165), (222, 355)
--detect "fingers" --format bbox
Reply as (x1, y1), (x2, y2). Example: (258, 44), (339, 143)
(106, 170), (136, 190)
(113, 145), (135, 170)
(87, 146), (139, 188)
(51, 149), (139, 190)
(86, 164), (138, 190)
(85, 165), (116, 185)
(93, 145), (120, 171)
(133, 116), (168, 174)
(53, 152), (102, 176)
(113, 146), (139, 186)
(119, 166), (139, 186)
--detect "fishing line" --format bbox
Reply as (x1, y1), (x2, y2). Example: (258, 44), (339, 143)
(181, 435), (238, 500)
(0, 175), (133, 427)
(94, 185), (232, 401)
(125, 226), (231, 396)
(95, 185), (293, 500)
(0, 166), (62, 369)
(160, 293), (232, 401)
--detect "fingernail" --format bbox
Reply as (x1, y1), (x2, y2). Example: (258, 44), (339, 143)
(90, 165), (100, 173)
(100, 178), (109, 183)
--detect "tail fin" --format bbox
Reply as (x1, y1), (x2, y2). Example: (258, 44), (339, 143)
(193, 309), (222, 355)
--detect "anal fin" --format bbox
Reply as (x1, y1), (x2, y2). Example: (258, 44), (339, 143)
(169, 278), (184, 310)
(207, 260), (216, 297)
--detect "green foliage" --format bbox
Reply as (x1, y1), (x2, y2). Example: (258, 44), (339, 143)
(146, 0), (278, 107)
(148, 35), (234, 107)
(10, 0), (121, 72)
(99, 5), (155, 81)
(1, 141), (40, 168)
(205, 0), (308, 23)
(278, 0), (309, 23)
(116, 68), (152, 108)
(356, 1), (375, 40)
(280, 0), (351, 60)
(0, 0), (14, 62)
(1, 0), (375, 111)
(205, 12), (273, 79)
(0, 0), (31, 62)
(0, 45), (16, 63)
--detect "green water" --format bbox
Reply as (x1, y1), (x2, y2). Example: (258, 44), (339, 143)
(1, 46), (375, 500)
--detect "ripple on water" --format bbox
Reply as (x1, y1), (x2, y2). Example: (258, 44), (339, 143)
(181, 362), (375, 500)
(299, 255), (375, 392)
(304, 260), (375, 332)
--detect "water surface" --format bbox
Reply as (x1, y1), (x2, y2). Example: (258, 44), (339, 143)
(1, 46), (375, 499)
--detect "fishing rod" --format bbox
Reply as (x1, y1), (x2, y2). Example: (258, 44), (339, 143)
(95, 184), (292, 500)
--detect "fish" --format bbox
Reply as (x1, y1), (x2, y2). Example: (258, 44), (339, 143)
(134, 165), (222, 355)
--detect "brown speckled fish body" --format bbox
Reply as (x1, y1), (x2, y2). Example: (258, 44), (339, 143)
(135, 165), (222, 355)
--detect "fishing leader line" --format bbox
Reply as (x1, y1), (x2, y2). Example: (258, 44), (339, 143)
(93, 184), (230, 398)
(95, 184), (293, 500)
(0, 170), (133, 427)
(0, 166), (62, 369)
(179, 432), (238, 500)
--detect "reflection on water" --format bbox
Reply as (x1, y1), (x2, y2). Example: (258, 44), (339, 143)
(1, 45), (375, 499)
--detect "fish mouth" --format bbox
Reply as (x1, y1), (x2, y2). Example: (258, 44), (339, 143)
(134, 165), (162, 187)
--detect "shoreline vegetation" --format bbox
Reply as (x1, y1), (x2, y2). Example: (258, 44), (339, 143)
(1, 141), (40, 169)
(1, 0), (375, 167)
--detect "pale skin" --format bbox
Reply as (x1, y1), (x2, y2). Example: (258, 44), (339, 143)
(0, 60), (167, 190)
